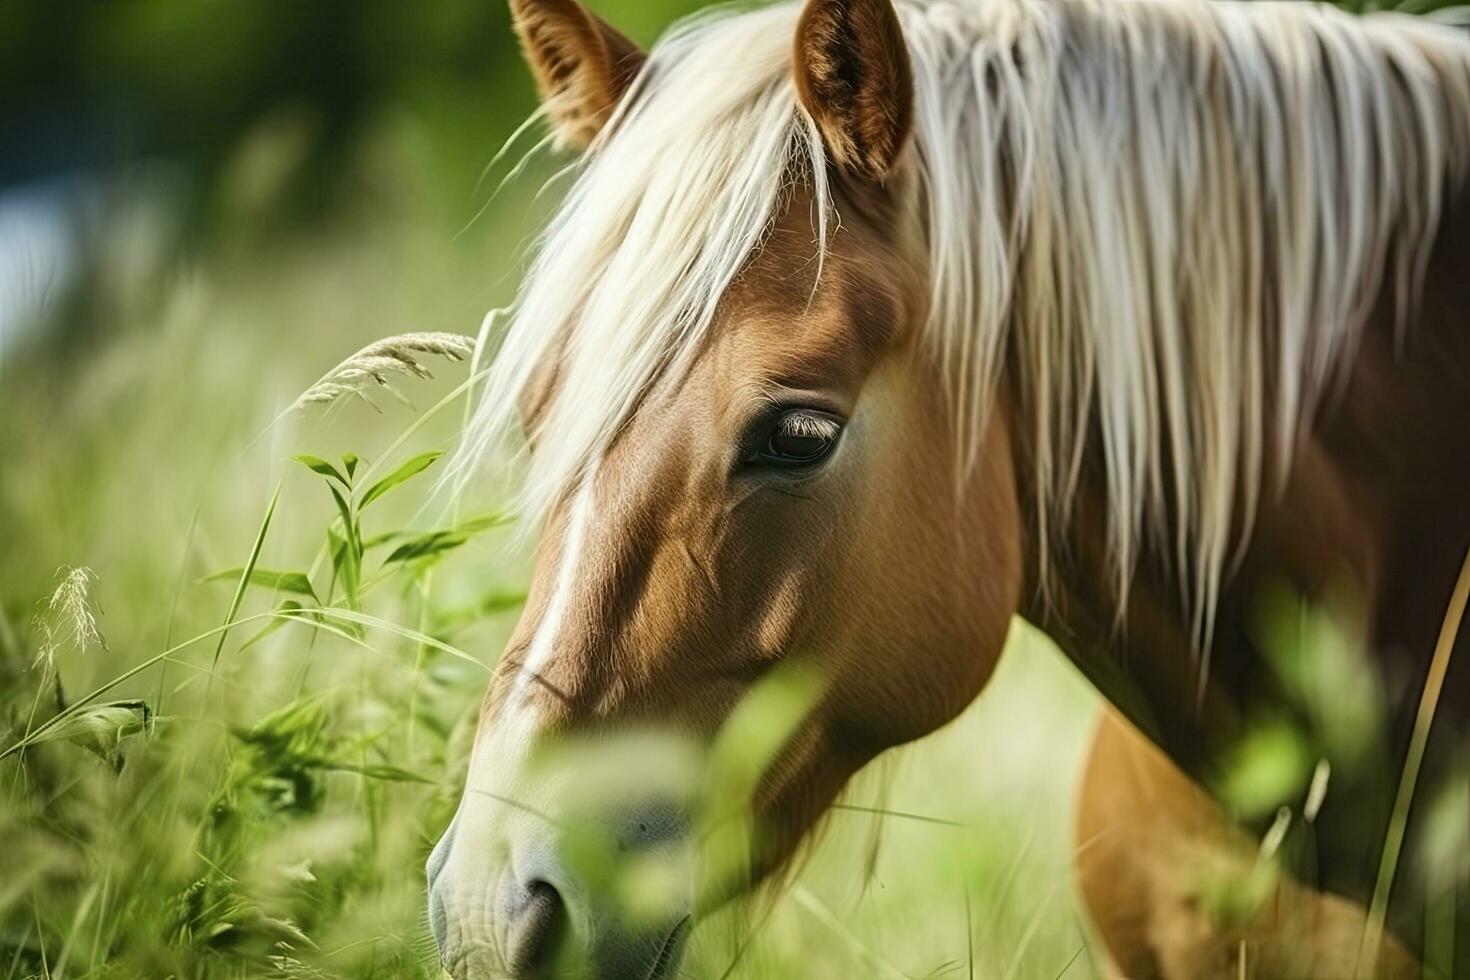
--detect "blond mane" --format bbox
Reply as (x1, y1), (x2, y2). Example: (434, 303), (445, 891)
(458, 0), (1470, 656)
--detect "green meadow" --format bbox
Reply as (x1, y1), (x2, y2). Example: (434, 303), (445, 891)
(0, 127), (1099, 972)
(4, 1), (1467, 977)
(0, 5), (1100, 972)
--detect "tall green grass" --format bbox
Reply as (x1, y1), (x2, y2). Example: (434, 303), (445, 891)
(7, 16), (1467, 971)
(0, 117), (1101, 979)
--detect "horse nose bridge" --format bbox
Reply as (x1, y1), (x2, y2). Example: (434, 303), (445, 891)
(505, 477), (676, 710)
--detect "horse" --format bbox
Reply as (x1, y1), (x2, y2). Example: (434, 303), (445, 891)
(427, 0), (1470, 975)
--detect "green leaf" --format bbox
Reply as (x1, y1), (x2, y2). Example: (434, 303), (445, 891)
(341, 453), (360, 481)
(239, 601), (313, 653)
(456, 511), (516, 533)
(213, 484), (281, 671)
(30, 700), (151, 764)
(476, 589), (529, 613)
(365, 512), (510, 553)
(204, 568), (317, 601)
(375, 511), (514, 569)
(292, 454), (348, 487)
(362, 529), (411, 550)
(326, 480), (361, 550)
(319, 761), (437, 785)
(327, 527), (349, 576)
(327, 523), (360, 613)
(327, 483), (355, 537)
(359, 451), (443, 509)
(384, 531), (471, 565)
(240, 694), (331, 747)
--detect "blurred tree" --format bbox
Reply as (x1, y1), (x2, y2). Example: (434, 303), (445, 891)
(0, 0), (705, 221)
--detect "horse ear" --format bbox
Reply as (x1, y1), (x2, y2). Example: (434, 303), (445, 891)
(509, 0), (647, 149)
(793, 0), (914, 181)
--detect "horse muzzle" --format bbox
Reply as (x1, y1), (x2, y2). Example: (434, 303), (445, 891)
(428, 730), (700, 979)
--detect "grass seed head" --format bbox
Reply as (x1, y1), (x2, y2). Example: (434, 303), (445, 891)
(292, 332), (475, 414)
(32, 565), (107, 672)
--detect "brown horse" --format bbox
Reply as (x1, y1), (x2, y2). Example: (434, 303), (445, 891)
(428, 0), (1470, 975)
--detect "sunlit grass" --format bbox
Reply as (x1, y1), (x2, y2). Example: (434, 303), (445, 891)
(5, 63), (1467, 978)
(0, 122), (1102, 979)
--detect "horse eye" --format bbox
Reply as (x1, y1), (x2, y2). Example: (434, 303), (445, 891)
(756, 410), (842, 467)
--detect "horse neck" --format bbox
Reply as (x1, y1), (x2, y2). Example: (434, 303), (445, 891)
(1014, 188), (1470, 786)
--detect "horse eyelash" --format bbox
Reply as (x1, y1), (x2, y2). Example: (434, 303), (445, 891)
(776, 411), (842, 441)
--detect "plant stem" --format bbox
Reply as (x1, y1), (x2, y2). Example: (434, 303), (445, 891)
(1358, 543), (1470, 972)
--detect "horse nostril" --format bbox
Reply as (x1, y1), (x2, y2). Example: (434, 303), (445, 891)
(505, 878), (567, 977)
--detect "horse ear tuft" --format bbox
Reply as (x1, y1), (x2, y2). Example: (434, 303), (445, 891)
(793, 0), (914, 181)
(509, 0), (646, 150)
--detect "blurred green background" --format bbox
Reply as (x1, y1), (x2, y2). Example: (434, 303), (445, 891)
(0, 2), (1103, 977)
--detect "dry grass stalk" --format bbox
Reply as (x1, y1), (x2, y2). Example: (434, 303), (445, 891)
(32, 565), (107, 672)
(291, 332), (475, 414)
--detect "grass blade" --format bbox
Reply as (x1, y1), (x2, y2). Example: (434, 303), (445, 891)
(829, 803), (967, 828)
(359, 451), (443, 509)
(210, 483), (282, 673)
(274, 607), (489, 672)
(1358, 543), (1470, 970)
(790, 886), (912, 980)
(203, 567), (317, 601)
(293, 454), (349, 487)
(2, 612), (286, 760)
